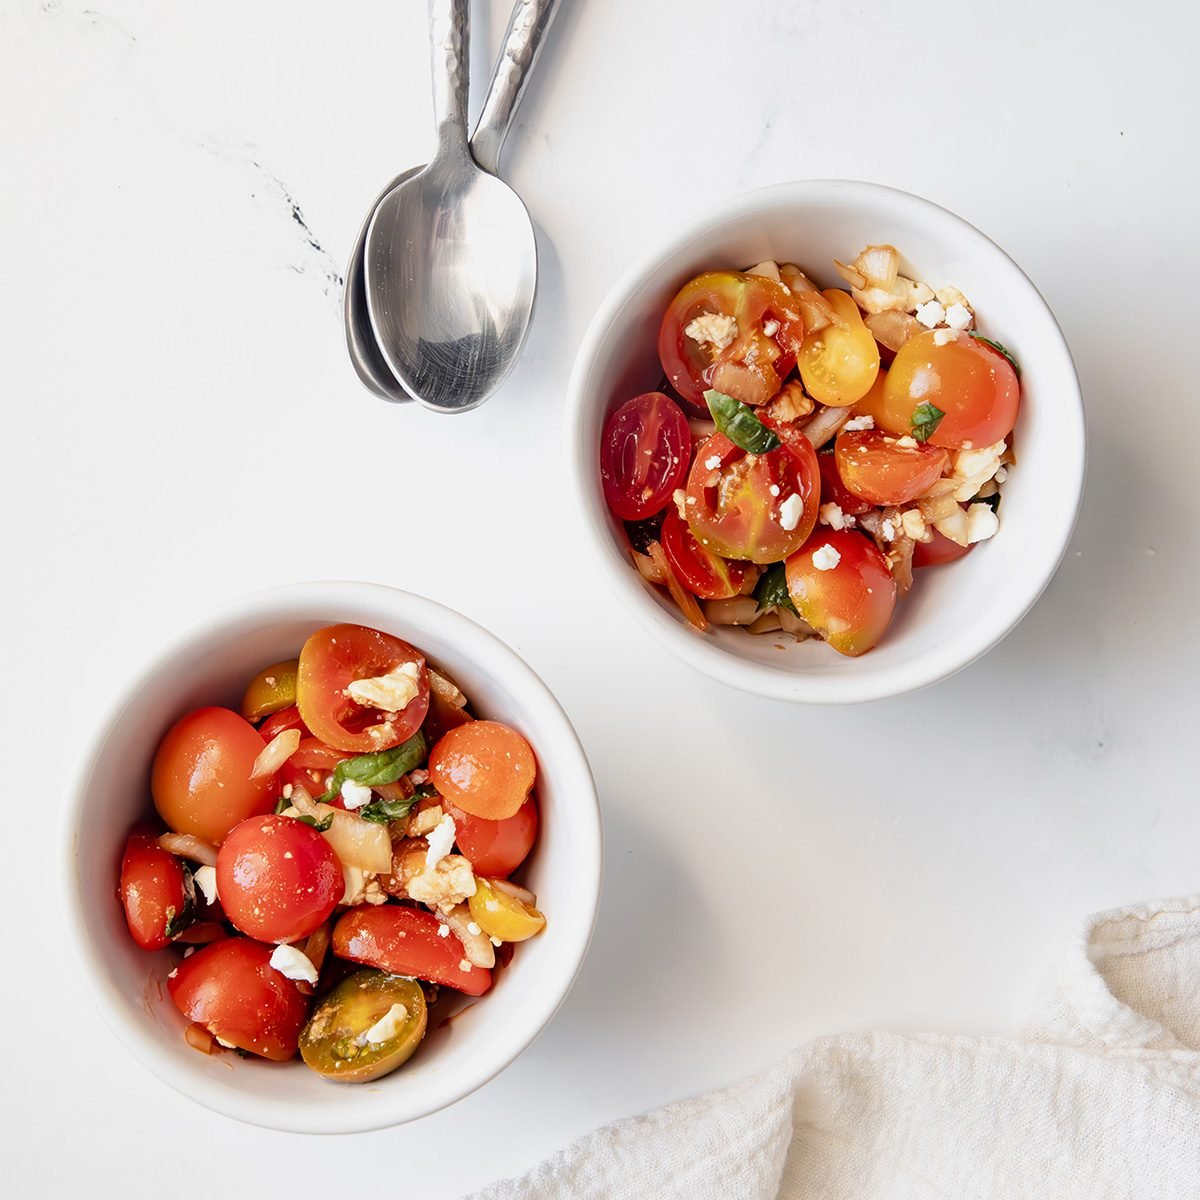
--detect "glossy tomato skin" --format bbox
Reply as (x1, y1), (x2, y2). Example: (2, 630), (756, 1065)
(258, 705), (308, 741)
(817, 451), (872, 516)
(152, 707), (278, 845)
(883, 331), (1019, 449)
(797, 289), (880, 407)
(660, 508), (747, 599)
(428, 720), (536, 821)
(600, 392), (691, 521)
(119, 825), (192, 950)
(451, 797), (538, 877)
(685, 432), (819, 565)
(913, 527), (975, 568)
(833, 429), (949, 506)
(297, 624), (429, 754)
(333, 906), (492, 996)
(168, 938), (310, 1061)
(785, 530), (897, 656)
(216, 814), (343, 944)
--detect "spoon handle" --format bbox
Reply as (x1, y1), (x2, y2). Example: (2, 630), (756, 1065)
(429, 0), (470, 153)
(471, 0), (562, 175)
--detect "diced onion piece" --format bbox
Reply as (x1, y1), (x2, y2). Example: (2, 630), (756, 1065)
(158, 832), (218, 868)
(633, 549), (667, 585)
(744, 259), (781, 281)
(490, 877), (536, 905)
(747, 611), (783, 634)
(779, 263), (820, 294)
(865, 310), (921, 353)
(249, 727), (300, 780)
(918, 493), (961, 523)
(888, 537), (916, 593)
(322, 808), (394, 874)
(687, 417), (717, 442)
(703, 596), (761, 626)
(933, 507), (970, 546)
(856, 244), (900, 287)
(738, 565), (762, 597)
(778, 608), (816, 638)
(184, 1023), (216, 1055)
(428, 668), (468, 709)
(794, 289), (836, 334)
(441, 903), (496, 968)
(799, 404), (853, 449)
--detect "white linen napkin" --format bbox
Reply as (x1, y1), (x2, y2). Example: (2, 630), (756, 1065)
(476, 896), (1200, 1198)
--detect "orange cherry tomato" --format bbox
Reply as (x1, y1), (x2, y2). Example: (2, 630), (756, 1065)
(913, 527), (975, 568)
(450, 797), (538, 877)
(833, 429), (949, 506)
(817, 451), (871, 517)
(883, 331), (1019, 449)
(429, 720), (536, 821)
(240, 659), (298, 722)
(296, 624), (429, 754)
(660, 508), (747, 599)
(119, 824), (193, 950)
(849, 368), (902, 434)
(658, 272), (805, 407)
(797, 289), (880, 407)
(151, 707), (279, 845)
(785, 530), (897, 656)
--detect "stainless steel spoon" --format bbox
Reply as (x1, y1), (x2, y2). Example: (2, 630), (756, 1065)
(345, 0), (559, 404)
(363, 0), (553, 413)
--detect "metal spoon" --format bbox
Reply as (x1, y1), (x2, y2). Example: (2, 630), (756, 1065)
(345, 0), (559, 404)
(363, 0), (553, 413)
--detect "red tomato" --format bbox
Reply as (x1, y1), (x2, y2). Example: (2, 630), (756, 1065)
(600, 392), (691, 521)
(429, 720), (536, 821)
(333, 906), (492, 996)
(168, 938), (310, 1061)
(216, 814), (343, 944)
(833, 429), (949, 506)
(913, 527), (975, 568)
(296, 624), (429, 754)
(660, 508), (747, 599)
(817, 451), (872, 517)
(658, 272), (805, 407)
(119, 825), (192, 950)
(785, 530), (897, 656)
(882, 331), (1019, 449)
(684, 432), (819, 565)
(258, 705), (308, 741)
(151, 707), (278, 845)
(451, 797), (538, 877)
(289, 737), (346, 772)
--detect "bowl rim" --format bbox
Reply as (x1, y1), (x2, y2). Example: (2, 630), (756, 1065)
(566, 178), (1086, 703)
(60, 580), (603, 1133)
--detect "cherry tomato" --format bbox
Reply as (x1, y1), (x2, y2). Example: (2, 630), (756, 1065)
(817, 451), (871, 517)
(297, 624), (429, 754)
(119, 825), (193, 950)
(600, 392), (691, 521)
(289, 737), (346, 772)
(883, 331), (1019, 449)
(258, 705), (308, 742)
(332, 906), (492, 996)
(168, 938), (310, 1061)
(797, 289), (880, 407)
(849, 367), (897, 432)
(660, 508), (747, 599)
(659, 272), (805, 407)
(215, 814), (343, 944)
(241, 660), (298, 722)
(451, 796), (538, 877)
(833, 429), (949, 506)
(429, 720), (536, 821)
(785, 530), (896, 656)
(151, 707), (279, 845)
(913, 527), (975, 568)
(684, 431), (819, 564)
(468, 879), (546, 943)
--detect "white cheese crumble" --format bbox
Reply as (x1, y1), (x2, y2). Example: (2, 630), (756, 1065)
(966, 503), (1000, 543)
(673, 488), (688, 519)
(193, 865), (218, 906)
(467, 921), (482, 936)
(346, 661), (422, 713)
(894, 435), (919, 449)
(819, 502), (852, 531)
(769, 484), (781, 497)
(762, 319), (780, 338)
(900, 509), (927, 540)
(437, 924), (450, 938)
(952, 440), (1007, 501)
(811, 544), (841, 571)
(684, 311), (738, 351)
(778, 493), (804, 532)
(932, 328), (958, 347)
(880, 518), (898, 541)
(944, 303), (973, 330)
(915, 300), (946, 329)
(425, 813), (457, 869)
(340, 779), (372, 809)
(363, 1003), (409, 1045)
(704, 454), (723, 470)
(268, 943), (318, 985)
(842, 414), (875, 432)
(215, 1035), (238, 1049)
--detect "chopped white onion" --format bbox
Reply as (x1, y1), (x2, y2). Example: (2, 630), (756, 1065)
(249, 727), (301, 780)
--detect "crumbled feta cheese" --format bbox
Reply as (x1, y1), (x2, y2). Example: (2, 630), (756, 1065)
(811, 544), (841, 571)
(684, 311), (738, 351)
(944, 303), (973, 330)
(915, 300), (946, 329)
(880, 518), (898, 541)
(966, 503), (1000, 543)
(193, 865), (218, 906)
(819, 502), (851, 531)
(269, 944), (318, 984)
(894, 435), (919, 449)
(282, 782), (293, 799)
(762, 319), (780, 338)
(932, 328), (958, 346)
(704, 454), (722, 470)
(951, 440), (1007, 501)
(340, 779), (372, 809)
(778, 493), (804, 532)
(437, 924), (450, 938)
(843, 414), (875, 432)
(346, 661), (422, 713)
(425, 813), (457, 869)
(467, 922), (482, 936)
(769, 484), (781, 497)
(490, 936), (503, 947)
(363, 1003), (409, 1045)
(900, 509), (927, 540)
(406, 855), (477, 909)
(673, 488), (688, 519)
(459, 959), (473, 973)
(341, 864), (383, 906)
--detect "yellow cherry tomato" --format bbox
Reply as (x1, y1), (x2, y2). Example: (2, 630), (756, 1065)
(240, 659), (298, 722)
(797, 289), (880, 407)
(468, 878), (546, 943)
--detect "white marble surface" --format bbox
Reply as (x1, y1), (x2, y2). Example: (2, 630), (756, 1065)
(3, 0), (1198, 1193)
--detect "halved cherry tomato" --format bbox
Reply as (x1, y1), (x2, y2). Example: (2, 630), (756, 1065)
(451, 796), (538, 877)
(600, 392), (691, 521)
(258, 705), (308, 742)
(297, 624), (429, 754)
(215, 814), (343, 944)
(797, 289), (880, 407)
(882, 331), (1019, 449)
(289, 737), (346, 772)
(660, 508), (747, 599)
(913, 527), (975, 568)
(684, 431), (819, 564)
(817, 451), (872, 517)
(241, 660), (298, 722)
(119, 825), (193, 950)
(659, 272), (805, 407)
(151, 707), (279, 845)
(785, 530), (897, 656)
(833, 429), (949, 506)
(469, 878), (546, 943)
(429, 720), (536, 821)
(168, 938), (310, 1061)
(332, 906), (492, 996)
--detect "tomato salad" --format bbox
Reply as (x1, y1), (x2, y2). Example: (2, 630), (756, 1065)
(600, 245), (1021, 655)
(118, 623), (546, 1082)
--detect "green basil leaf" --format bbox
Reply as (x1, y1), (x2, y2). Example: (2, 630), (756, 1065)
(273, 796), (290, 814)
(968, 332), (1021, 376)
(296, 813), (334, 832)
(358, 796), (416, 825)
(754, 562), (798, 615)
(163, 863), (196, 939)
(316, 730), (427, 804)
(910, 402), (946, 443)
(704, 390), (781, 455)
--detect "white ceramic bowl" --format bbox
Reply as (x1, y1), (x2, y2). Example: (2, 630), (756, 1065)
(568, 180), (1085, 703)
(61, 582), (601, 1133)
